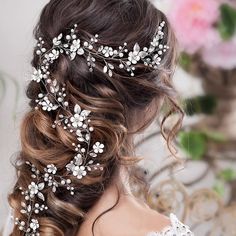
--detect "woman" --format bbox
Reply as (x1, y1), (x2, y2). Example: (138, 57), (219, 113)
(7, 0), (194, 235)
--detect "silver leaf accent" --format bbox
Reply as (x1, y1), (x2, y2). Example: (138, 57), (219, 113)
(37, 192), (45, 201)
(103, 65), (108, 73)
(38, 183), (45, 191)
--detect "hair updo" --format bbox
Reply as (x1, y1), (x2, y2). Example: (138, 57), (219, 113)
(8, 0), (183, 235)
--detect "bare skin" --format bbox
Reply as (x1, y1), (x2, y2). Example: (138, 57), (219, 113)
(77, 170), (171, 236)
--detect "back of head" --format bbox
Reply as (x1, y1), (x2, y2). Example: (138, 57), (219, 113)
(8, 0), (182, 236)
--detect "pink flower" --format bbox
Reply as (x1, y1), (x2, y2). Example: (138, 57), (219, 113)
(168, 0), (220, 54)
(202, 34), (236, 69)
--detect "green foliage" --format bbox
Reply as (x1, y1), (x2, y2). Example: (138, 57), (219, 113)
(179, 52), (192, 70)
(218, 168), (236, 182)
(203, 130), (226, 142)
(213, 180), (225, 197)
(218, 3), (236, 40)
(178, 130), (226, 160)
(184, 95), (217, 116)
(178, 131), (207, 160)
(213, 168), (236, 197)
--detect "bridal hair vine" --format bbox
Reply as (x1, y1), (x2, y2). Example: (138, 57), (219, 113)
(32, 20), (168, 80)
(15, 21), (168, 236)
(15, 102), (105, 235)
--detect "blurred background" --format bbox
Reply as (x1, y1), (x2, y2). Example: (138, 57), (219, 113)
(0, 0), (236, 235)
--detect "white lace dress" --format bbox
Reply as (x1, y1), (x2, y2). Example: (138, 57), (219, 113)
(146, 213), (194, 236)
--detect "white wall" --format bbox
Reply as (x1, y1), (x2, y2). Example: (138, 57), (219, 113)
(0, 0), (49, 227)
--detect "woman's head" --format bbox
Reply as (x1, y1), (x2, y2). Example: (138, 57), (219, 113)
(31, 0), (179, 139)
(9, 0), (183, 235)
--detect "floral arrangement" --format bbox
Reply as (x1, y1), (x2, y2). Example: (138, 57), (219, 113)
(168, 0), (236, 69)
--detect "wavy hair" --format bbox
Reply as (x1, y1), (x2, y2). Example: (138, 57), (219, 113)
(8, 0), (183, 235)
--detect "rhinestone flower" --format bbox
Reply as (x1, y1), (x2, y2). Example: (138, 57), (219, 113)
(93, 142), (105, 154)
(29, 219), (39, 231)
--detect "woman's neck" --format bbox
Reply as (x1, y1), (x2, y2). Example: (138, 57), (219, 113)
(98, 166), (134, 203)
(85, 167), (142, 219)
(77, 167), (150, 236)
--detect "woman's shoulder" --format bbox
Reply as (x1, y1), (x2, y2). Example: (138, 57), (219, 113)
(87, 198), (193, 236)
(146, 213), (194, 236)
(100, 206), (194, 236)
(89, 205), (170, 236)
(127, 207), (194, 236)
(77, 194), (194, 236)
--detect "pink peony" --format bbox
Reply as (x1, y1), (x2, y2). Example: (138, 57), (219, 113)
(202, 34), (236, 69)
(168, 0), (220, 54)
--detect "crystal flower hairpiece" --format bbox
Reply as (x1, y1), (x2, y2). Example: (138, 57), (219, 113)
(32, 20), (168, 80)
(15, 21), (168, 236)
(15, 101), (105, 236)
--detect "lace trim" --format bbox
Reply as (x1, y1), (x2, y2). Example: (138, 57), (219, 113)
(146, 213), (194, 236)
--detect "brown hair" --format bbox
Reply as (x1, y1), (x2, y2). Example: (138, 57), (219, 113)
(8, 0), (183, 235)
